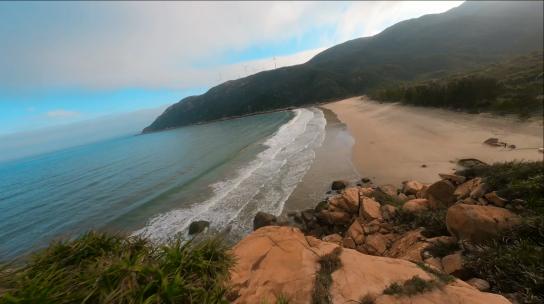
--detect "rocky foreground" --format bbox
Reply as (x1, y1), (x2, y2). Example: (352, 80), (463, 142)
(227, 160), (528, 303)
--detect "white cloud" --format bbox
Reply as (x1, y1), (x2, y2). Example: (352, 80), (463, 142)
(0, 1), (462, 90)
(46, 109), (80, 118)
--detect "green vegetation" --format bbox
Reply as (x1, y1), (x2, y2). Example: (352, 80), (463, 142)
(426, 241), (460, 259)
(313, 247), (343, 304)
(370, 52), (544, 117)
(383, 276), (438, 296)
(459, 161), (544, 304)
(144, 2), (542, 132)
(393, 208), (448, 237)
(460, 161), (544, 214)
(0, 232), (234, 304)
(415, 262), (454, 284)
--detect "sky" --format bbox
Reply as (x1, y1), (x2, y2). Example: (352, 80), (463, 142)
(0, 1), (463, 159)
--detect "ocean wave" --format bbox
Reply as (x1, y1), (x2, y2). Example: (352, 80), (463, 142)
(134, 108), (326, 242)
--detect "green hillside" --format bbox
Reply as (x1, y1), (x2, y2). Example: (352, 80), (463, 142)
(143, 1), (543, 133)
(369, 51), (544, 117)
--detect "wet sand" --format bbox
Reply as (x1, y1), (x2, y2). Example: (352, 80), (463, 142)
(282, 108), (360, 213)
(324, 96), (544, 186)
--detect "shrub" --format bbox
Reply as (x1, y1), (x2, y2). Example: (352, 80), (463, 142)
(383, 276), (438, 296)
(393, 208), (448, 237)
(0, 231), (234, 304)
(464, 217), (544, 304)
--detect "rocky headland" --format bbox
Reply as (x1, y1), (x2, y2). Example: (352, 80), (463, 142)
(228, 159), (542, 304)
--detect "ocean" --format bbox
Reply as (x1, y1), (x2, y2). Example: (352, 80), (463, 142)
(0, 108), (332, 260)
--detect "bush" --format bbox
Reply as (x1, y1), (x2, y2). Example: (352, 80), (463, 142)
(464, 217), (544, 304)
(393, 208), (448, 237)
(0, 232), (234, 304)
(461, 161), (543, 214)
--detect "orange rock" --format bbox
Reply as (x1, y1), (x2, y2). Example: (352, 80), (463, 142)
(360, 187), (375, 197)
(346, 220), (365, 245)
(318, 210), (352, 225)
(442, 252), (467, 278)
(342, 187), (361, 213)
(230, 226), (511, 304)
(359, 197), (383, 220)
(484, 191), (507, 207)
(454, 178), (481, 199)
(402, 180), (424, 195)
(365, 233), (388, 255)
(387, 228), (429, 262)
(446, 204), (521, 243)
(402, 198), (433, 213)
(322, 233), (343, 244)
(427, 179), (457, 206)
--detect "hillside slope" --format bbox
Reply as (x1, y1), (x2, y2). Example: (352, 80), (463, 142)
(143, 1), (543, 133)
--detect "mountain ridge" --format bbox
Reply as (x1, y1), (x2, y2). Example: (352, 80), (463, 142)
(143, 1), (543, 133)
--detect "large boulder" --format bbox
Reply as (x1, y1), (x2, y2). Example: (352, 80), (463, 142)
(317, 210), (352, 225)
(229, 226), (511, 304)
(188, 220), (209, 235)
(402, 180), (424, 195)
(427, 179), (457, 206)
(446, 204), (521, 243)
(454, 178), (481, 199)
(346, 220), (365, 245)
(253, 212), (277, 230)
(402, 198), (435, 214)
(359, 197), (383, 220)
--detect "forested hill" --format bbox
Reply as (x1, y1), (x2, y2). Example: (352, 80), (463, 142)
(143, 1), (543, 133)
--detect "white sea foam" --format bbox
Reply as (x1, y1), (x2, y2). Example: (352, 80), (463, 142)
(134, 108), (326, 242)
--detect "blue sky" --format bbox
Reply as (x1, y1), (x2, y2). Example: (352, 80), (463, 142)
(0, 1), (463, 137)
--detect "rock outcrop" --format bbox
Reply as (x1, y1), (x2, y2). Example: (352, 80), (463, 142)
(229, 226), (511, 304)
(446, 204), (521, 243)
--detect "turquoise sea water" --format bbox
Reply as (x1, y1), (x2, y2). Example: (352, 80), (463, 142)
(0, 108), (327, 259)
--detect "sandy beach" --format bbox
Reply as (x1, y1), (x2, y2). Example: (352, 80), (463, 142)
(324, 96), (544, 186)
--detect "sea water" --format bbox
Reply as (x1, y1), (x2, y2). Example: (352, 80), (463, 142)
(0, 108), (326, 259)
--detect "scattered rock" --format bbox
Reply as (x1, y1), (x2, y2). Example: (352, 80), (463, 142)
(484, 191), (507, 207)
(188, 220), (210, 235)
(427, 179), (457, 206)
(380, 204), (398, 221)
(402, 198), (434, 214)
(359, 197), (383, 221)
(365, 233), (388, 255)
(360, 187), (374, 197)
(378, 184), (398, 197)
(402, 180), (424, 195)
(508, 144), (516, 149)
(415, 185), (429, 199)
(466, 278), (491, 292)
(322, 233), (343, 244)
(318, 210), (352, 226)
(463, 197), (478, 205)
(342, 237), (356, 249)
(457, 158), (489, 169)
(454, 178), (481, 199)
(361, 177), (371, 183)
(397, 192), (408, 202)
(424, 257), (444, 271)
(346, 220), (365, 245)
(446, 204), (521, 243)
(442, 251), (467, 279)
(483, 137), (499, 146)
(314, 201), (328, 212)
(470, 182), (488, 199)
(253, 212), (280, 231)
(439, 173), (467, 184)
(421, 164), (427, 168)
(331, 180), (349, 190)
(387, 229), (428, 262)
(342, 187), (360, 213)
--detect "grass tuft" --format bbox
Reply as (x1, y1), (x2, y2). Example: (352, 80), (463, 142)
(0, 231), (234, 304)
(383, 276), (438, 296)
(426, 241), (460, 258)
(312, 247), (342, 304)
(393, 208), (448, 237)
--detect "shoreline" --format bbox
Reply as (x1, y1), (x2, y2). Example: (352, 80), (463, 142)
(323, 96), (543, 186)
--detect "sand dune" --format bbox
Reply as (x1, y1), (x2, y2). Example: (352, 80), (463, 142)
(324, 96), (543, 186)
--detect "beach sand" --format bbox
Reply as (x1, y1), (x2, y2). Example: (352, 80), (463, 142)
(324, 96), (544, 186)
